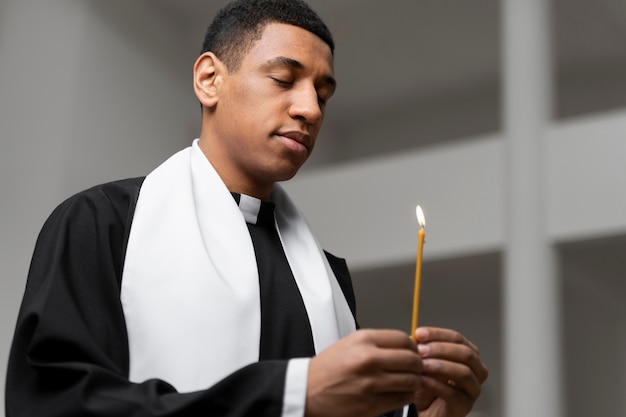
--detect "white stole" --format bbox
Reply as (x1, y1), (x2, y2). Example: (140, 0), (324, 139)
(120, 140), (355, 393)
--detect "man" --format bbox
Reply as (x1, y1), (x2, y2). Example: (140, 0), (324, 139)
(6, 1), (488, 416)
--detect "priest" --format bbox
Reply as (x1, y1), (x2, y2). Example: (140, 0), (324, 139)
(6, 1), (488, 416)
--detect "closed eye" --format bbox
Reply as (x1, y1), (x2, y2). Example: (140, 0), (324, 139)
(271, 77), (293, 87)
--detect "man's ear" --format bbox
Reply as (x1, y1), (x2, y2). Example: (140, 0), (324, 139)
(193, 52), (225, 109)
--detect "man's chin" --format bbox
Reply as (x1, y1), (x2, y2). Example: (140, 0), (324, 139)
(275, 168), (301, 183)
(275, 156), (309, 181)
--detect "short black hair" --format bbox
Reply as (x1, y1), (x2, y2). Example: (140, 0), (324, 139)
(201, 0), (334, 72)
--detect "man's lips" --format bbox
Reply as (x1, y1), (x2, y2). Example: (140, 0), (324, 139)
(275, 131), (311, 154)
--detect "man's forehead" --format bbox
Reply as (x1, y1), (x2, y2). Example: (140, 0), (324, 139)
(251, 22), (333, 61)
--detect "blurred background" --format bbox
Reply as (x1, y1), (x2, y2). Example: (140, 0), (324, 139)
(1, 1), (625, 416)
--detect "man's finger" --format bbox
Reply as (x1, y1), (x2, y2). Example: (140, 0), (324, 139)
(418, 341), (488, 383)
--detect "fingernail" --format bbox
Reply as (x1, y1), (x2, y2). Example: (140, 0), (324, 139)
(415, 328), (428, 341)
(418, 344), (429, 356)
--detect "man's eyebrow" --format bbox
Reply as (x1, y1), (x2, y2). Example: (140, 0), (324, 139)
(265, 56), (304, 70)
(264, 56), (337, 90)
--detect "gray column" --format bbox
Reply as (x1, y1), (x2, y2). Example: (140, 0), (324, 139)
(502, 1), (563, 417)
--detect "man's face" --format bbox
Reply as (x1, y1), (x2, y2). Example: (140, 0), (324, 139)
(205, 22), (336, 197)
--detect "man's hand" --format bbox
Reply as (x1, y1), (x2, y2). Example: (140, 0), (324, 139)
(414, 327), (489, 417)
(306, 329), (422, 417)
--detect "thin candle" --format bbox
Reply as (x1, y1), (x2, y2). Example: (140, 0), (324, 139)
(411, 205), (426, 340)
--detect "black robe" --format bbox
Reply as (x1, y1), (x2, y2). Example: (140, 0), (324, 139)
(6, 177), (410, 417)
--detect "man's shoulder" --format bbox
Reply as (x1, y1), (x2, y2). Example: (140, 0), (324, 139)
(47, 177), (146, 227)
(68, 177), (144, 204)
(79, 177), (146, 199)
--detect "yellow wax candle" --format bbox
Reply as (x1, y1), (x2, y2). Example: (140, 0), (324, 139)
(411, 205), (426, 340)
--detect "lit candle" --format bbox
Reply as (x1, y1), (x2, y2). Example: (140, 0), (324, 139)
(411, 205), (426, 341)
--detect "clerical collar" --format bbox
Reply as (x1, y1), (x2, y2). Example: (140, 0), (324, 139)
(231, 193), (276, 228)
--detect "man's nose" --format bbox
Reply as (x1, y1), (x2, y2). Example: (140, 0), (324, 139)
(288, 85), (323, 125)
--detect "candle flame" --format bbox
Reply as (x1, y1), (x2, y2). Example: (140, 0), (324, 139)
(415, 205), (426, 228)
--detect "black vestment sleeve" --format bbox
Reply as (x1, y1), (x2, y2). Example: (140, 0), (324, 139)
(5, 178), (288, 417)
